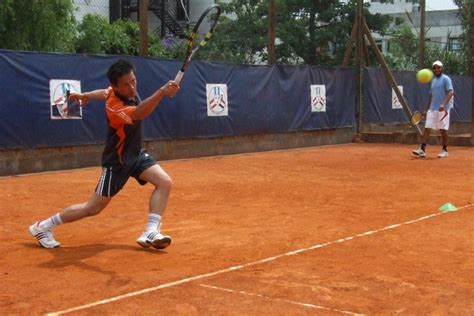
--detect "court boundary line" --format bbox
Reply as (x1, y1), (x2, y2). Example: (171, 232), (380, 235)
(46, 204), (473, 316)
(199, 284), (364, 315)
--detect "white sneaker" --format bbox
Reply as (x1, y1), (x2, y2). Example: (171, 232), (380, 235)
(412, 148), (426, 157)
(438, 150), (449, 158)
(137, 230), (172, 249)
(29, 221), (60, 248)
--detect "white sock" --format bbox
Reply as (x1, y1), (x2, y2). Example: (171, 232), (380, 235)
(145, 213), (161, 232)
(40, 213), (63, 230)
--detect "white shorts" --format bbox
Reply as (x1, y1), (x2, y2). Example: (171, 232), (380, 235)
(425, 110), (450, 130)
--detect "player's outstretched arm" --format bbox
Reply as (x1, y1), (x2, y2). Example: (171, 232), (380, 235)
(69, 89), (107, 107)
(132, 81), (179, 121)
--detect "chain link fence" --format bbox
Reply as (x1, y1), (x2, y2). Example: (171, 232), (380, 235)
(73, 0), (109, 22)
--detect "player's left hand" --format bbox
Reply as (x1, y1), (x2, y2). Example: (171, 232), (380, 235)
(439, 106), (445, 112)
(69, 93), (87, 107)
(160, 81), (180, 97)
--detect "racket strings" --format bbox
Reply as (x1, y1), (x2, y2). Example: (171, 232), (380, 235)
(175, 4), (220, 79)
(197, 26), (215, 42)
(193, 7), (220, 48)
(411, 112), (422, 125)
(199, 32), (213, 47)
(55, 90), (70, 118)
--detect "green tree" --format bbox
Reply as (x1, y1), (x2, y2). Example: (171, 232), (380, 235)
(0, 0), (76, 52)
(453, 0), (474, 75)
(199, 1), (268, 64)
(277, 0), (394, 65)
(385, 25), (418, 70)
(151, 35), (187, 59)
(76, 14), (141, 55)
(76, 13), (181, 58)
(199, 0), (393, 65)
(75, 14), (109, 54)
(386, 25), (468, 75)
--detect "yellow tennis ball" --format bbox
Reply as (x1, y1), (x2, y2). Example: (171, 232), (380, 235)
(416, 68), (434, 84)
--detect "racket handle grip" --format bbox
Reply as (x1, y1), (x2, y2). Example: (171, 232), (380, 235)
(174, 71), (184, 84)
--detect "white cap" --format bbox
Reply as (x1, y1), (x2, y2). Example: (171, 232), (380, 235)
(432, 60), (443, 67)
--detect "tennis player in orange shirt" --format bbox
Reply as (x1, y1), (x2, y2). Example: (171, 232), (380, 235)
(29, 59), (179, 250)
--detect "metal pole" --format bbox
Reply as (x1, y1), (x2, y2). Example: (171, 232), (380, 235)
(471, 76), (474, 145)
(471, 4), (474, 76)
(470, 4), (474, 145)
(362, 19), (423, 135)
(342, 19), (358, 67)
(268, 0), (276, 64)
(355, 0), (364, 135)
(419, 0), (425, 67)
(160, 0), (166, 39)
(362, 35), (370, 66)
(139, 0), (149, 56)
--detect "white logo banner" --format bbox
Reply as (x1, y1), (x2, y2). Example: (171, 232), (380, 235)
(311, 85), (326, 112)
(50, 80), (82, 119)
(392, 86), (403, 109)
(207, 84), (228, 116)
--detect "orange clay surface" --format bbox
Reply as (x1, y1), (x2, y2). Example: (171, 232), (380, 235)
(1, 144), (473, 315)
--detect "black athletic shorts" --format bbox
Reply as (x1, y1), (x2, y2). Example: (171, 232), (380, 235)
(95, 150), (156, 197)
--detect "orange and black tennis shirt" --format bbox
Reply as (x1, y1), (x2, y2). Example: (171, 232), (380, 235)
(101, 87), (142, 168)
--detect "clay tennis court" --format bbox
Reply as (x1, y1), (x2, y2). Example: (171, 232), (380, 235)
(1, 143), (473, 315)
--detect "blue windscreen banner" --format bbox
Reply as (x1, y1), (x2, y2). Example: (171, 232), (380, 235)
(0, 50), (356, 149)
(363, 68), (472, 124)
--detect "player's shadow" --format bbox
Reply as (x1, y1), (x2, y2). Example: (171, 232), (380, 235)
(22, 243), (166, 287)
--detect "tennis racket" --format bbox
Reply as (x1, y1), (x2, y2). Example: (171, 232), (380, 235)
(439, 110), (449, 122)
(53, 90), (79, 119)
(174, 4), (221, 84)
(410, 111), (423, 125)
(65, 90), (82, 118)
(412, 110), (448, 125)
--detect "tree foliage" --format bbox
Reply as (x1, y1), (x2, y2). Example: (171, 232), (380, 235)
(0, 0), (76, 52)
(75, 13), (184, 58)
(386, 25), (468, 75)
(197, 1), (268, 64)
(453, 0), (473, 42)
(0, 0), (183, 59)
(75, 14), (109, 54)
(76, 14), (142, 56)
(453, 0), (474, 75)
(198, 0), (393, 66)
(1, 0), (470, 73)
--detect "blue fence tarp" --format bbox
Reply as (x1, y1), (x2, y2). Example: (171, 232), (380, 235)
(0, 50), (356, 149)
(363, 68), (472, 124)
(1, 50), (471, 150)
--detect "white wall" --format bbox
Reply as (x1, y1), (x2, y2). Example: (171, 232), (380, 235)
(189, 0), (234, 22)
(189, 0), (219, 22)
(369, 7), (463, 54)
(368, 0), (415, 14)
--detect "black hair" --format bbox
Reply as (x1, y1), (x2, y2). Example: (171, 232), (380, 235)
(107, 59), (135, 85)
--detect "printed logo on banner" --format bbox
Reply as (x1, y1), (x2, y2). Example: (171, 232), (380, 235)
(50, 80), (82, 119)
(391, 86), (403, 109)
(206, 84), (228, 116)
(311, 85), (326, 112)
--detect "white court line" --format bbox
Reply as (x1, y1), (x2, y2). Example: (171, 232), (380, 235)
(199, 284), (364, 315)
(46, 204), (473, 316)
